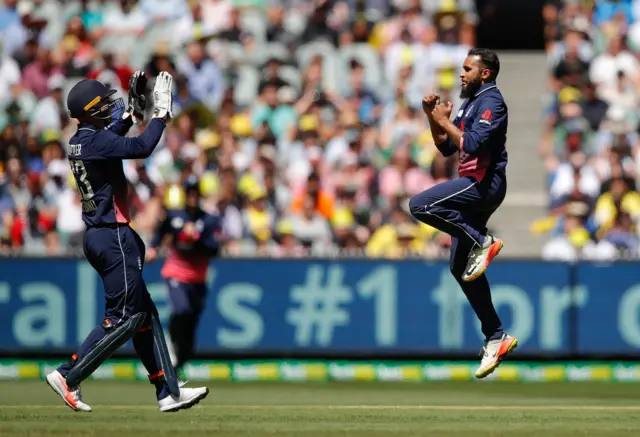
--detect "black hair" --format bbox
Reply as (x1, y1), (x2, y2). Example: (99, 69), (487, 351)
(468, 48), (500, 81)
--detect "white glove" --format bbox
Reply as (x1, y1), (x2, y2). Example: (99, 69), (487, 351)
(152, 71), (173, 119)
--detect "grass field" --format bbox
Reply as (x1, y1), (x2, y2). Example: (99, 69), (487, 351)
(1, 380), (640, 436)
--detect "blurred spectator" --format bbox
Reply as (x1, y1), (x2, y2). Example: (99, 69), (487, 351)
(0, 0), (20, 31)
(145, 42), (177, 78)
(177, 40), (224, 111)
(593, 0), (633, 26)
(175, 0), (219, 46)
(288, 193), (332, 252)
(59, 16), (96, 75)
(0, 0), (31, 57)
(593, 175), (640, 234)
(272, 219), (305, 257)
(100, 0), (146, 38)
(291, 172), (335, 220)
(604, 210), (639, 257)
(552, 37), (590, 91)
(580, 81), (609, 131)
(29, 75), (68, 134)
(139, 0), (189, 23)
(242, 185), (275, 240)
(22, 47), (61, 99)
(548, 27), (594, 70)
(13, 37), (38, 71)
(259, 57), (291, 90)
(379, 0), (430, 48)
(589, 36), (638, 98)
(343, 59), (381, 124)
(413, 11), (469, 95)
(549, 152), (600, 208)
(87, 52), (133, 92)
(330, 207), (364, 255)
(542, 199), (616, 261)
(0, 44), (21, 110)
(266, 4), (296, 48)
(300, 0), (339, 45)
(384, 27), (423, 87)
(201, 0), (231, 35)
(378, 145), (434, 200)
(217, 8), (245, 42)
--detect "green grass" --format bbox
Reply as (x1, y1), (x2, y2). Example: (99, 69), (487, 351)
(1, 381), (640, 436)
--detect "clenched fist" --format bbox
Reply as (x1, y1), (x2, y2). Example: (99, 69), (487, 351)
(431, 101), (453, 124)
(422, 94), (440, 115)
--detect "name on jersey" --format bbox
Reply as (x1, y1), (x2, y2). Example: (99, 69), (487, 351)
(69, 144), (82, 156)
(82, 200), (97, 213)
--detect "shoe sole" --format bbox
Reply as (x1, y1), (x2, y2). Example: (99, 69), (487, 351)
(160, 388), (209, 413)
(475, 337), (518, 379)
(463, 239), (503, 282)
(45, 374), (90, 412)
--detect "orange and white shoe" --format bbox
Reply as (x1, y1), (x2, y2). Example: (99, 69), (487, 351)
(462, 236), (503, 282)
(475, 333), (518, 379)
(45, 370), (92, 412)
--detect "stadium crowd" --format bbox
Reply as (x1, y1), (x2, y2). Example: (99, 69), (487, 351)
(0, 0), (479, 258)
(538, 0), (640, 260)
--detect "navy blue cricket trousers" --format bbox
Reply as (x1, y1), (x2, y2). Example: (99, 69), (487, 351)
(166, 279), (207, 316)
(409, 174), (506, 249)
(83, 224), (155, 322)
(409, 173), (506, 340)
(59, 224), (170, 398)
(166, 279), (207, 369)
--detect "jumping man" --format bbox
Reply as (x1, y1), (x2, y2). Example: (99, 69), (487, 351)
(46, 72), (209, 412)
(410, 48), (518, 378)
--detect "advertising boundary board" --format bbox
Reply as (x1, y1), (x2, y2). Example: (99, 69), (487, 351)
(2, 359), (640, 383)
(0, 258), (639, 357)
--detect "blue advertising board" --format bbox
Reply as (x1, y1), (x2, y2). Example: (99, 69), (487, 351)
(0, 258), (638, 354)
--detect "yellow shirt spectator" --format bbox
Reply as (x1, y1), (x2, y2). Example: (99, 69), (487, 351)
(367, 222), (432, 258)
(594, 180), (640, 234)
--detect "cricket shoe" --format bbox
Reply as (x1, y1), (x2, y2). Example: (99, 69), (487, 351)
(45, 370), (92, 412)
(475, 333), (518, 379)
(159, 383), (209, 412)
(462, 236), (503, 282)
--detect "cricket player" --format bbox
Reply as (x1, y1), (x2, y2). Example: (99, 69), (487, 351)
(46, 72), (209, 412)
(146, 176), (221, 371)
(410, 48), (517, 378)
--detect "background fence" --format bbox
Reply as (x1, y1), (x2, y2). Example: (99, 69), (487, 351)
(1, 258), (639, 358)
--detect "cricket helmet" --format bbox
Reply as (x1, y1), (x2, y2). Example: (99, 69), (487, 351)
(66, 79), (125, 121)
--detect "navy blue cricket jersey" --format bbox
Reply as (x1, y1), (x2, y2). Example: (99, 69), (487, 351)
(436, 81), (509, 182)
(151, 207), (221, 283)
(66, 116), (166, 228)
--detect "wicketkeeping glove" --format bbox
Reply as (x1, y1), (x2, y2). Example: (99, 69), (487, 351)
(152, 71), (173, 119)
(127, 70), (148, 124)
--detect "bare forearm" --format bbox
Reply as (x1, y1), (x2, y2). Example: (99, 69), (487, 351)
(437, 118), (464, 148)
(427, 114), (448, 144)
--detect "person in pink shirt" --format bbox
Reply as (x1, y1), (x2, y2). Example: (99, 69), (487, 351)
(21, 48), (61, 99)
(378, 146), (435, 200)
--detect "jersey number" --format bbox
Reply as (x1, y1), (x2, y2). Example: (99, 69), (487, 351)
(70, 160), (95, 200)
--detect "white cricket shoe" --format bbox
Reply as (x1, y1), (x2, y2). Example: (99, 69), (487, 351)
(462, 236), (503, 282)
(159, 385), (209, 412)
(475, 333), (518, 379)
(46, 370), (92, 412)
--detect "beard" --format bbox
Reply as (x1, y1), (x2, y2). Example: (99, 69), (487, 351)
(460, 78), (482, 98)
